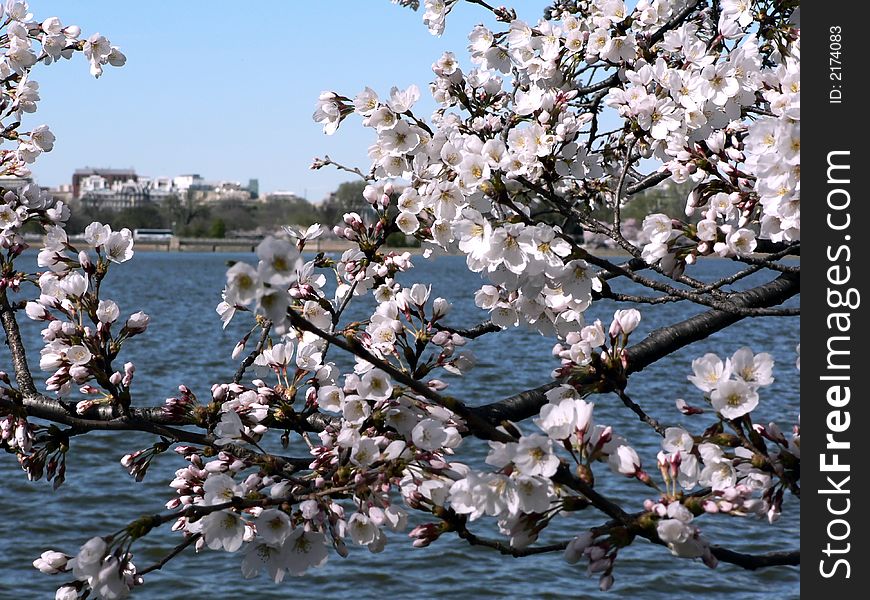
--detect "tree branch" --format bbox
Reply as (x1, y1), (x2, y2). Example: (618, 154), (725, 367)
(234, 321), (272, 384)
(709, 547), (799, 570)
(470, 271), (798, 424)
(286, 309), (515, 443)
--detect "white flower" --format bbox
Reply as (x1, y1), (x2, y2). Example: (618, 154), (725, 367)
(727, 228), (756, 255)
(262, 342), (294, 369)
(255, 509), (292, 545)
(0, 204), (21, 231)
(699, 457), (737, 491)
(382, 505), (408, 531)
(662, 427), (694, 454)
(514, 475), (551, 514)
(216, 301), (236, 330)
(387, 84), (421, 113)
(350, 437), (379, 467)
(83, 33), (112, 77)
(513, 434), (559, 477)
(342, 397), (371, 425)
(24, 301), (49, 321)
(710, 379), (759, 419)
(612, 308), (641, 335)
(474, 285), (500, 310)
(731, 347), (774, 387)
(55, 586), (78, 600)
(490, 304), (518, 329)
(564, 531), (594, 564)
(241, 542), (285, 583)
(357, 369), (392, 401)
(214, 409), (246, 445)
(93, 556), (132, 599)
(85, 221), (112, 248)
(313, 91), (344, 135)
(348, 512), (379, 545)
(257, 287), (290, 326)
(202, 510), (246, 552)
(396, 211), (420, 234)
(412, 418), (448, 451)
(408, 283), (431, 306)
(353, 86), (379, 115)
(105, 229), (134, 263)
(31, 125), (55, 152)
(642, 213), (673, 244)
(688, 353), (731, 392)
(203, 473), (240, 505)
(608, 444), (640, 476)
(432, 297), (451, 319)
(225, 262), (260, 305)
(71, 536), (107, 581)
(65, 345), (92, 366)
(256, 236), (300, 286)
(535, 397), (593, 440)
(280, 529), (329, 576)
(33, 550), (69, 574)
(657, 518), (692, 544)
(96, 299), (120, 323)
(60, 272), (88, 297)
(316, 385), (344, 412)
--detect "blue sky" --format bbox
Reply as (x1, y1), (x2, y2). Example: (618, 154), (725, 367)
(28, 1), (552, 202)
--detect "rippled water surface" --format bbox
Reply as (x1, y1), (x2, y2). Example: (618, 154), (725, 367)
(0, 251), (799, 599)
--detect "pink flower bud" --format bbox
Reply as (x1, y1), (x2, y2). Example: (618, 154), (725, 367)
(124, 311), (150, 334)
(78, 250), (92, 270)
(427, 379), (448, 391)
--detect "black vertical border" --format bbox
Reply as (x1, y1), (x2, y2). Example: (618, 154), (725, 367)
(803, 1), (867, 597)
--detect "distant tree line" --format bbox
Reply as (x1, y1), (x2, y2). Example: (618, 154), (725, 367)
(63, 181), (376, 239)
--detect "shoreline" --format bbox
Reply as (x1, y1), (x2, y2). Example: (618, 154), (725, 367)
(20, 235), (798, 261)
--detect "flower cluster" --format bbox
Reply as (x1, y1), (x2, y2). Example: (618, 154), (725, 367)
(687, 346), (773, 419)
(0, 2), (124, 177)
(25, 224), (138, 399)
(384, 0), (800, 277)
(34, 537), (139, 600)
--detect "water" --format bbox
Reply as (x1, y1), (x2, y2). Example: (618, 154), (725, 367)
(0, 251), (799, 599)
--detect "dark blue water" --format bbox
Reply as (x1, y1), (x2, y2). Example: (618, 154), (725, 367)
(0, 252), (799, 599)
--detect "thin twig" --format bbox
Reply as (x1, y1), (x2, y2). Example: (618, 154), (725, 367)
(233, 321), (272, 384)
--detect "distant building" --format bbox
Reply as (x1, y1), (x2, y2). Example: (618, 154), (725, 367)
(71, 168), (259, 211)
(80, 176), (151, 211)
(265, 190), (304, 203)
(0, 175), (32, 191)
(172, 174), (205, 196)
(73, 168), (138, 199)
(47, 183), (74, 205)
(78, 174), (182, 211)
(247, 178), (259, 199)
(185, 181), (253, 204)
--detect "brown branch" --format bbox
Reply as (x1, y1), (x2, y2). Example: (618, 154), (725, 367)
(648, 0), (704, 46)
(0, 289), (38, 399)
(615, 389), (666, 435)
(625, 171), (672, 196)
(709, 547), (799, 570)
(233, 321), (272, 384)
(470, 271), (798, 425)
(433, 321), (500, 339)
(625, 271), (798, 373)
(286, 310), (515, 443)
(511, 177), (795, 314)
(138, 534), (201, 576)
